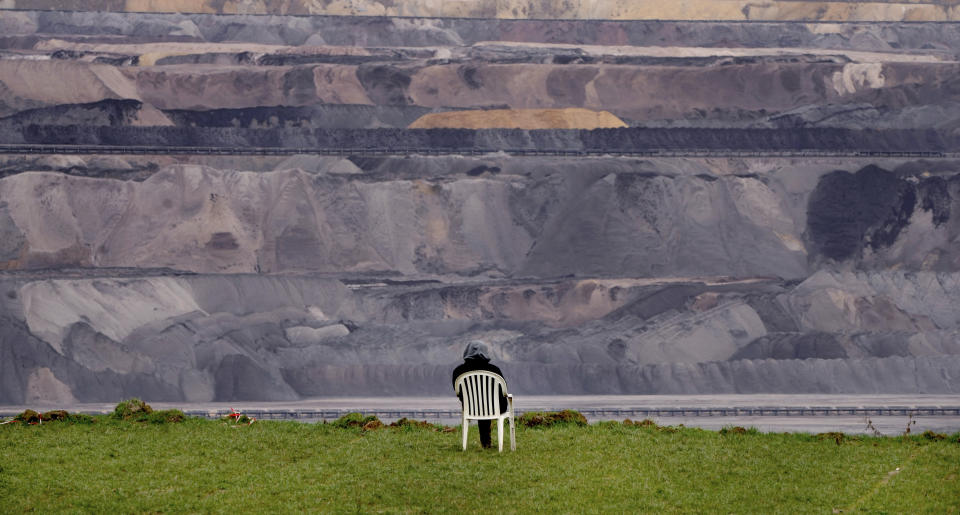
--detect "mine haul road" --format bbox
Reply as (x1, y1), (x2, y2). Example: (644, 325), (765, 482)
(0, 144), (952, 159)
(4, 395), (960, 435)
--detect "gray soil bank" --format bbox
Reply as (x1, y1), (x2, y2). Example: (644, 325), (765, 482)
(3, 270), (960, 403)
(10, 126), (960, 153)
(2, 156), (959, 277)
(6, 11), (960, 51)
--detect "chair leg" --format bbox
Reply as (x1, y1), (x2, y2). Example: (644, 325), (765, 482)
(462, 417), (468, 451)
(497, 418), (504, 452)
(507, 394), (516, 451)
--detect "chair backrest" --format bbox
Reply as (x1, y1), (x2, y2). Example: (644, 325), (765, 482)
(454, 370), (508, 419)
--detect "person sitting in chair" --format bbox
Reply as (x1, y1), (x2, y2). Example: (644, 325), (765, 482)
(452, 340), (509, 449)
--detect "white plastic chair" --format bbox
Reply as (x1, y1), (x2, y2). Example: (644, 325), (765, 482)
(454, 370), (516, 452)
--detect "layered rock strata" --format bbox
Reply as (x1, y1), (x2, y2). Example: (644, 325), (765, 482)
(3, 11), (960, 130)
(1, 4), (959, 402)
(2, 155), (960, 402)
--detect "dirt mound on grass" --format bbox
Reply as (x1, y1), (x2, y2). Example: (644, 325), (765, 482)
(624, 419), (680, 433)
(9, 409), (94, 424)
(13, 409), (42, 424)
(518, 410), (588, 428)
(112, 398), (186, 423)
(408, 108), (627, 129)
(331, 412), (382, 429)
(112, 398), (153, 419)
(330, 413), (447, 431)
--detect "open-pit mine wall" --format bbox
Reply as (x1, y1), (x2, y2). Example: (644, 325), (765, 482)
(1, 3), (960, 403)
(2, 154), (960, 403)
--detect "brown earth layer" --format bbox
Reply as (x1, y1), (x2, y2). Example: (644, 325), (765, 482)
(3, 57), (958, 129)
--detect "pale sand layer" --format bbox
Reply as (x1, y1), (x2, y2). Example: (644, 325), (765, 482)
(32, 39), (954, 66)
(32, 40), (376, 67)
(472, 42), (954, 64)
(408, 108), (627, 129)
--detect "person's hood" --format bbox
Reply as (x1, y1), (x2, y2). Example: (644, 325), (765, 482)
(462, 340), (490, 362)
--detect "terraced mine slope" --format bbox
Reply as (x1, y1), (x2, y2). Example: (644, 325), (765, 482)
(1, 2), (959, 403)
(5, 0), (960, 21)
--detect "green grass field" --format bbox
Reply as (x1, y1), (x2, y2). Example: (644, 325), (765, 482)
(1, 411), (958, 513)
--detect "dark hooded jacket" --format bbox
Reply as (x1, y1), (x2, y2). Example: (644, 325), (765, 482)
(452, 341), (508, 412)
